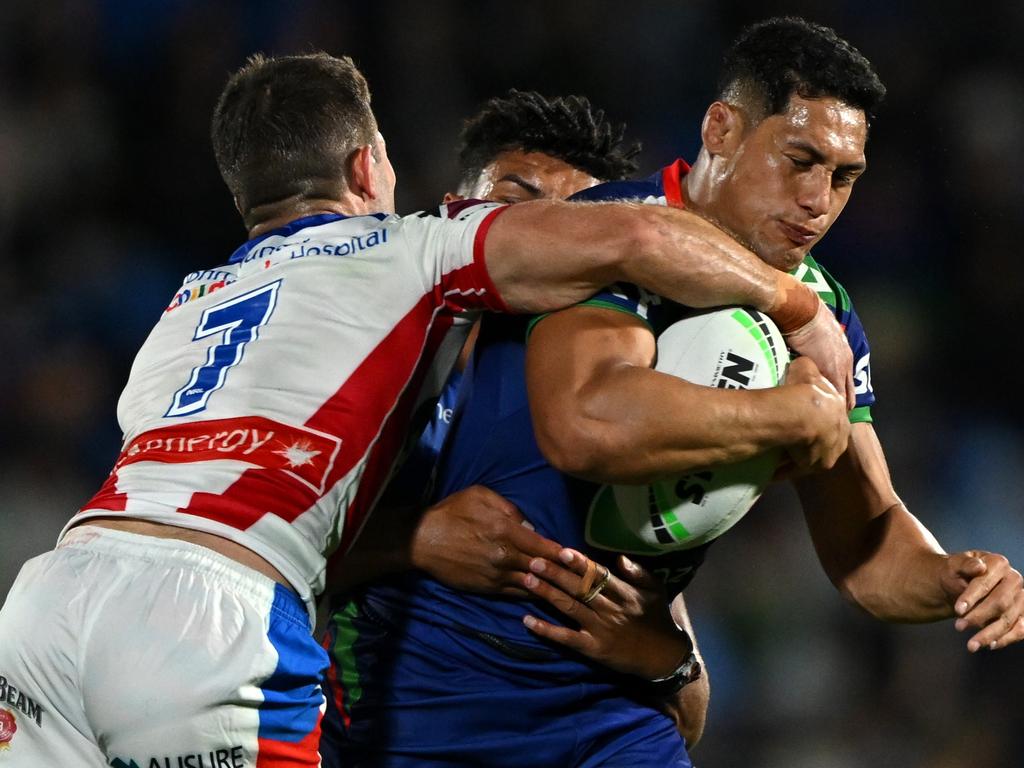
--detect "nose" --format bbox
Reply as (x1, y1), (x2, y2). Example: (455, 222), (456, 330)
(797, 166), (831, 218)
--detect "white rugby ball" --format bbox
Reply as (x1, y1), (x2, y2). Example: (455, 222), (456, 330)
(585, 307), (790, 554)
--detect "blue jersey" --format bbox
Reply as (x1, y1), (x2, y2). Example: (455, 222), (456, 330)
(346, 160), (876, 674)
(320, 165), (877, 768)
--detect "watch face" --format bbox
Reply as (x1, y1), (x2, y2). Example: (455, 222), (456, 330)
(680, 654), (702, 686)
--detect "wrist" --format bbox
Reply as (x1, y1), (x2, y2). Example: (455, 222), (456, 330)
(766, 273), (818, 335)
(642, 651), (702, 699)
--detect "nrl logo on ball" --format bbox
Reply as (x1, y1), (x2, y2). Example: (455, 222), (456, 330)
(0, 708), (16, 749)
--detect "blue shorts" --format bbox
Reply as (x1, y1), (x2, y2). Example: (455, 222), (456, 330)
(319, 597), (691, 768)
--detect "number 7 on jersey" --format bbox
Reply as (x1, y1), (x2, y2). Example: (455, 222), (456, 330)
(166, 280), (282, 417)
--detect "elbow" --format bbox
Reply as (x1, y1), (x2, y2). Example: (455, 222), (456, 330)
(534, 413), (618, 482)
(834, 571), (896, 622)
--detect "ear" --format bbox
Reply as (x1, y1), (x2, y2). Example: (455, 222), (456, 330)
(442, 192), (465, 204)
(701, 101), (746, 158)
(347, 144), (378, 201)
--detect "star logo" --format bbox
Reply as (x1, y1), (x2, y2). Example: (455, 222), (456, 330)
(274, 439), (322, 468)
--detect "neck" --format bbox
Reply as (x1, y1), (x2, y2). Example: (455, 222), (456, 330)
(680, 150), (756, 255)
(679, 149), (714, 217)
(245, 193), (377, 239)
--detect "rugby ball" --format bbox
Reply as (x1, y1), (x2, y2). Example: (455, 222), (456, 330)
(585, 307), (789, 554)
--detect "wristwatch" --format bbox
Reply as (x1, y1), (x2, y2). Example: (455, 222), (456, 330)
(644, 651), (702, 697)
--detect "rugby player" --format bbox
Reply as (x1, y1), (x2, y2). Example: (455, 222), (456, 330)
(323, 18), (1024, 768)
(318, 89), (714, 761)
(0, 52), (853, 766)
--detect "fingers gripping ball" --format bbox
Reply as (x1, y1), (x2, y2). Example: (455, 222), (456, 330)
(586, 307), (790, 553)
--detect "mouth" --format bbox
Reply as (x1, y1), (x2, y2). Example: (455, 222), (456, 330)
(778, 221), (821, 247)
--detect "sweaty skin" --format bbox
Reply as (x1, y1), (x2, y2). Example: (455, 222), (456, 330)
(341, 148), (715, 742)
(462, 150), (600, 203)
(685, 96), (867, 272)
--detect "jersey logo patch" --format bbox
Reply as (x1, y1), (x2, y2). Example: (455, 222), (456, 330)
(116, 416), (343, 494)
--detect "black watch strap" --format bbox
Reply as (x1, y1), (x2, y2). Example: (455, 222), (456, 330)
(643, 651), (702, 698)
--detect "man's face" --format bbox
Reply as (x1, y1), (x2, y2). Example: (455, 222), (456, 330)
(460, 150), (600, 203)
(710, 95), (868, 271)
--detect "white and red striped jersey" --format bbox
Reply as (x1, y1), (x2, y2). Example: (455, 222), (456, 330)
(66, 202), (510, 614)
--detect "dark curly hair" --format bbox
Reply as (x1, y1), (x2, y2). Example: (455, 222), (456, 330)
(456, 89), (641, 192)
(717, 17), (886, 124)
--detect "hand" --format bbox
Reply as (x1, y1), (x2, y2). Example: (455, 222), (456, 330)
(521, 549), (692, 681)
(783, 299), (855, 411)
(778, 356), (851, 474)
(941, 550), (1024, 652)
(409, 485), (565, 597)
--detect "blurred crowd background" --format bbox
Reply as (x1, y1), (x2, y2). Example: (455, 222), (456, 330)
(2, 0), (1023, 765)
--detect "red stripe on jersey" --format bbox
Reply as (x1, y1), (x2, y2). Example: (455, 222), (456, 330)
(321, 631), (351, 730)
(181, 294), (437, 530)
(83, 468), (128, 512)
(115, 417), (341, 492)
(450, 205), (509, 313)
(334, 308), (455, 558)
(81, 417), (343, 524)
(179, 253), (478, 544)
(661, 159), (691, 209)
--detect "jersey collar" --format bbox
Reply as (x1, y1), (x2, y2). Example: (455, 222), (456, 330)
(228, 212), (387, 264)
(660, 158), (690, 208)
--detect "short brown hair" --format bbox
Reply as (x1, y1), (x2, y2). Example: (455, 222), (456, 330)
(211, 52), (377, 211)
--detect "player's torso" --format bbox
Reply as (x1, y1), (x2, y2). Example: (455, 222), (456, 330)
(75, 212), (477, 611)
(355, 169), (875, 672)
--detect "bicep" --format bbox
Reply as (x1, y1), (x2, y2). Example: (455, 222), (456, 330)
(525, 306), (655, 463)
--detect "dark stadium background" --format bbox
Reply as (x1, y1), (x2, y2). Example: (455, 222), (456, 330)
(2, 1), (1023, 765)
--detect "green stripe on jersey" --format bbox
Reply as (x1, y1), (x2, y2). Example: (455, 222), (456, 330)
(849, 405), (873, 424)
(796, 252), (852, 314)
(526, 299), (655, 338)
(331, 600), (363, 714)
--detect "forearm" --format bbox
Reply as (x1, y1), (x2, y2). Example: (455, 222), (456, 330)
(834, 503), (951, 622)
(486, 200), (817, 330)
(798, 423), (951, 622)
(539, 363), (811, 484)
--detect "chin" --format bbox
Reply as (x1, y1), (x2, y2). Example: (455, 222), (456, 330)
(758, 247), (806, 273)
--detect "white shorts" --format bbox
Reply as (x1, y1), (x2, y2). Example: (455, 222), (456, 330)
(0, 526), (328, 767)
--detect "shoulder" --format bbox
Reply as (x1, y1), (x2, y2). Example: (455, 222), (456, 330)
(791, 253), (853, 314)
(396, 200), (507, 225)
(569, 178), (663, 204)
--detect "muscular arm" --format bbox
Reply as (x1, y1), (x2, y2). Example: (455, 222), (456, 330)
(525, 305), (847, 483)
(796, 422), (1024, 648)
(486, 200), (813, 325)
(327, 486), (566, 597)
(664, 594), (710, 748)
(484, 200), (853, 405)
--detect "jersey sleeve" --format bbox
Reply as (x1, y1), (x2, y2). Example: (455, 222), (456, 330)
(394, 200), (512, 314)
(843, 303), (875, 422)
(799, 257), (875, 422)
(526, 282), (665, 338)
